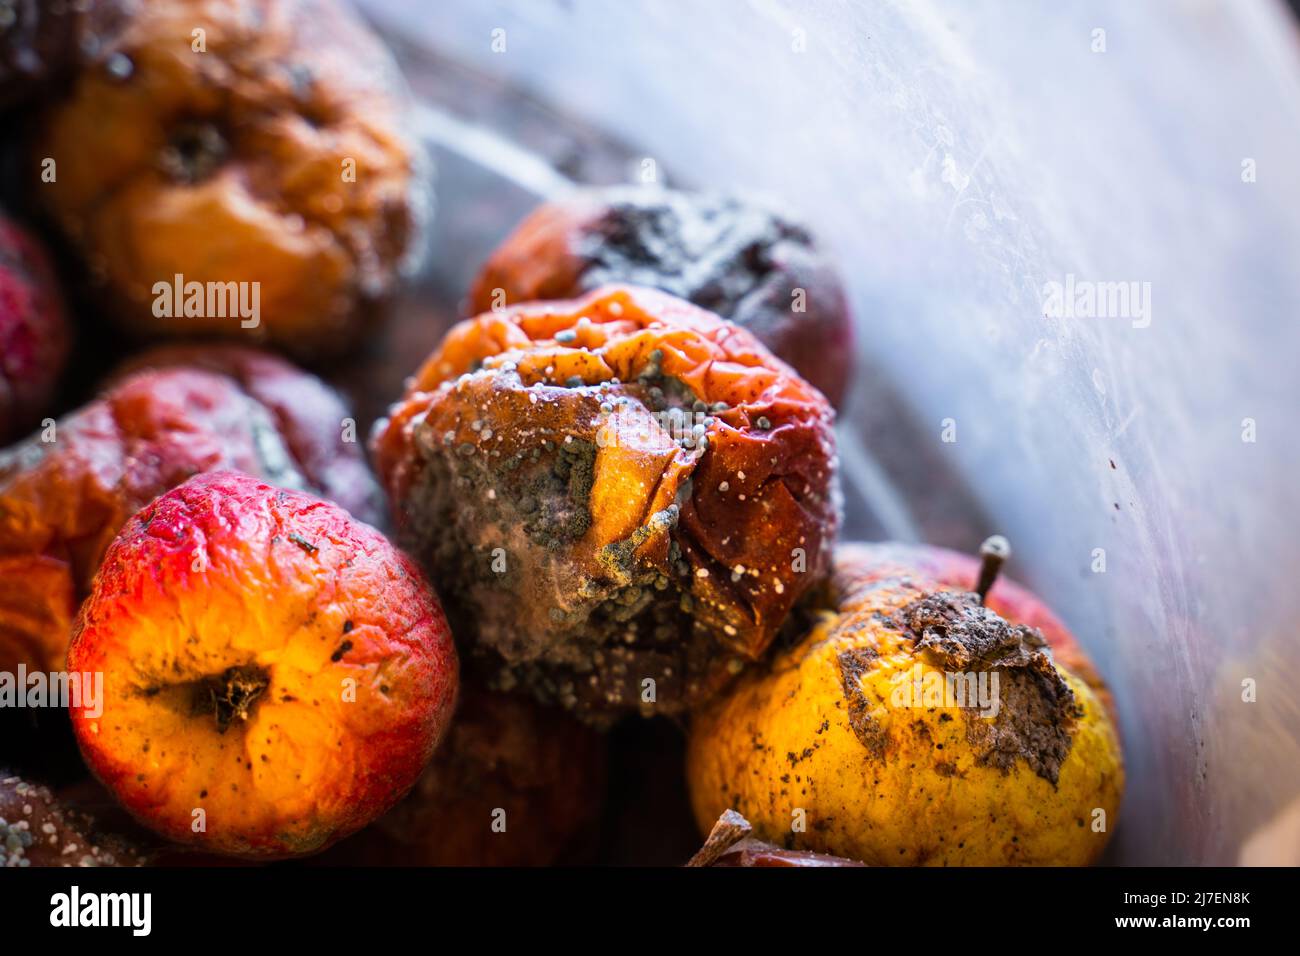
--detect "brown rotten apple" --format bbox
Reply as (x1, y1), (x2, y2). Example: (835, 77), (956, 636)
(67, 471), (458, 858)
(468, 187), (854, 407)
(31, 0), (427, 358)
(320, 681), (605, 866)
(0, 360), (377, 674)
(373, 284), (839, 721)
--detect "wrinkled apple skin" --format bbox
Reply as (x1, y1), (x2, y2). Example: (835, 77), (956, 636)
(0, 365), (361, 674)
(67, 471), (458, 859)
(111, 344), (383, 526)
(30, 0), (427, 359)
(467, 187), (854, 407)
(373, 284), (839, 720)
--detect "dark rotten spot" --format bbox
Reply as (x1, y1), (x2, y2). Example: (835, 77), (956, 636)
(837, 645), (888, 760)
(892, 590), (1080, 785)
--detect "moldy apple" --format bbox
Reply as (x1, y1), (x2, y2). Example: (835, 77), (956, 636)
(687, 539), (1124, 866)
(373, 284), (839, 722)
(468, 186), (854, 407)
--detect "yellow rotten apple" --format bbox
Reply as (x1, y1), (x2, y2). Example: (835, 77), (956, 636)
(686, 540), (1124, 866)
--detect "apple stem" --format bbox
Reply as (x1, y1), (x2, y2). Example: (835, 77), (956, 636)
(199, 665), (270, 734)
(975, 535), (1011, 605)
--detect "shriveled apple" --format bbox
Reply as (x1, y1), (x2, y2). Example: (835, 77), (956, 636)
(67, 471), (458, 858)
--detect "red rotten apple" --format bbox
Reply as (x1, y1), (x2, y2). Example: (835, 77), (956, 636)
(0, 211), (70, 444)
(66, 471), (458, 859)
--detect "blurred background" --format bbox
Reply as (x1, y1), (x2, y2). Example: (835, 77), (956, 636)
(355, 0), (1300, 865)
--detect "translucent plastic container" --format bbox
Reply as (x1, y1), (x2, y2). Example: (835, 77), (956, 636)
(355, 0), (1300, 866)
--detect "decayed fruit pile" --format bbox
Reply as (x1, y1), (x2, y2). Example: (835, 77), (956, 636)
(0, 0), (1122, 868)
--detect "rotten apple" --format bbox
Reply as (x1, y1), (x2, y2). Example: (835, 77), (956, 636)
(30, 0), (427, 359)
(0, 361), (378, 675)
(468, 186), (854, 407)
(0, 210), (69, 445)
(319, 681), (605, 866)
(66, 471), (458, 858)
(372, 284), (839, 722)
(687, 539), (1124, 866)
(0, 770), (147, 867)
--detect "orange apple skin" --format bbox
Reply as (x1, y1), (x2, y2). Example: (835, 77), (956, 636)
(372, 284), (839, 720)
(66, 471), (458, 859)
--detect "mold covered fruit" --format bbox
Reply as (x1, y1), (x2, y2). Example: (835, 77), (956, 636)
(66, 471), (458, 859)
(373, 284), (839, 722)
(0, 210), (70, 444)
(0, 361), (376, 675)
(828, 539), (1117, 724)
(468, 187), (854, 407)
(686, 540), (1124, 866)
(1, 770), (147, 867)
(30, 0), (427, 359)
